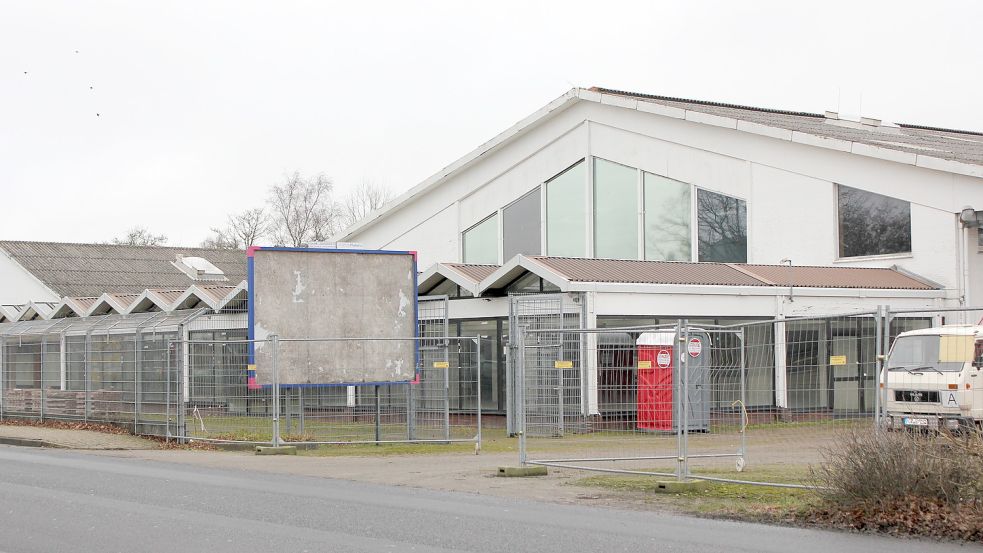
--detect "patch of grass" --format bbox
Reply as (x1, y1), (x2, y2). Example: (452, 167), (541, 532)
(573, 465), (817, 520)
(298, 429), (518, 457)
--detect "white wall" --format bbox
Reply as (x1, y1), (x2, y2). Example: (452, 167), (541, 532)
(0, 249), (59, 305)
(347, 97), (983, 300)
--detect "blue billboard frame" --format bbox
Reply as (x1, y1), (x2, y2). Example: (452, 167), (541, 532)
(246, 246), (420, 389)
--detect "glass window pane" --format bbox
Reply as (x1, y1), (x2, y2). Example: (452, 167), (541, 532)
(425, 278), (458, 297)
(697, 189), (747, 262)
(546, 161), (586, 257)
(462, 214), (498, 264)
(837, 184), (911, 257)
(503, 187), (541, 260)
(644, 173), (691, 261)
(594, 158), (638, 259)
(506, 272), (542, 294)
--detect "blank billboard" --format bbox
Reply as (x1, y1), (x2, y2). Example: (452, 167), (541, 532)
(248, 247), (417, 386)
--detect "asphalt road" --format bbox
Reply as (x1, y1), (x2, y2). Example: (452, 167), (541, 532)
(0, 446), (974, 553)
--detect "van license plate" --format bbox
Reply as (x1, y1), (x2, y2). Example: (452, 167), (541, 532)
(903, 417), (929, 426)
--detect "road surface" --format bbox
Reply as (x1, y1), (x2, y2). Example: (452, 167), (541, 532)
(0, 445), (972, 553)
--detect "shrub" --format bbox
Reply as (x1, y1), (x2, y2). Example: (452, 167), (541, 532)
(812, 428), (983, 509)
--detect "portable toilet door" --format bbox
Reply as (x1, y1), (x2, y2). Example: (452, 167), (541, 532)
(635, 330), (675, 431)
(682, 331), (711, 432)
(636, 330), (711, 432)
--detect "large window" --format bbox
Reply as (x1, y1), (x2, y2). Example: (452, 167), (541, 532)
(837, 184), (911, 258)
(546, 161), (586, 257)
(644, 173), (691, 261)
(697, 189), (747, 262)
(594, 159), (638, 259)
(503, 187), (541, 260)
(462, 214), (498, 264)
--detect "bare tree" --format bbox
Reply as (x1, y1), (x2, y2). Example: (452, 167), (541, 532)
(202, 208), (270, 249)
(268, 172), (341, 247)
(112, 227), (168, 246)
(342, 179), (393, 227)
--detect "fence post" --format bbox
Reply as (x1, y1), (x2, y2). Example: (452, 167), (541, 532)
(271, 334), (281, 447)
(738, 328), (748, 465)
(84, 331), (92, 422)
(681, 321), (690, 480)
(165, 338), (171, 441)
(134, 331), (142, 433)
(518, 327), (527, 466)
(40, 340), (45, 422)
(0, 335), (5, 421)
(881, 305), (892, 431)
(374, 385), (381, 444)
(675, 320), (684, 481)
(443, 337), (451, 442)
(406, 380), (416, 441)
(873, 305), (884, 432)
(475, 336), (482, 451)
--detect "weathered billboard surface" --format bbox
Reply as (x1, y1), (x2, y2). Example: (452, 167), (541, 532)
(248, 247), (417, 386)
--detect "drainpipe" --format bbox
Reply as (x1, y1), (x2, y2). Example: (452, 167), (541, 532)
(958, 207), (980, 320)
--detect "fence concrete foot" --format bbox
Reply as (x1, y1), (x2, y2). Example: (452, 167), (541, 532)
(255, 445), (298, 456)
(651, 479), (709, 493)
(497, 465), (548, 477)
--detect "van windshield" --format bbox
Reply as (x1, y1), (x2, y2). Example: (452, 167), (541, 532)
(888, 335), (968, 372)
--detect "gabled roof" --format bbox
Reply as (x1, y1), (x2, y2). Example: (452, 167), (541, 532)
(48, 297), (97, 319)
(419, 263), (501, 296)
(336, 87), (983, 242)
(1, 305), (23, 322)
(476, 255), (940, 294)
(0, 241), (247, 297)
(18, 301), (59, 321)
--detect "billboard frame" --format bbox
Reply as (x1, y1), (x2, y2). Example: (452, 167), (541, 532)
(246, 245), (419, 388)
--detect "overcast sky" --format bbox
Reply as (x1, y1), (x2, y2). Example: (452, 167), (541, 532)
(1, 1), (980, 246)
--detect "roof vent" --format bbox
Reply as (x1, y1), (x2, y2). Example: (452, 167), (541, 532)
(173, 254), (228, 281)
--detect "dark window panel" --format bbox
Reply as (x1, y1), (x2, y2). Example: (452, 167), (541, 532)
(697, 189), (747, 263)
(837, 184), (911, 258)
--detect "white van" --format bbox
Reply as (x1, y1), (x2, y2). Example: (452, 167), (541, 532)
(882, 325), (983, 431)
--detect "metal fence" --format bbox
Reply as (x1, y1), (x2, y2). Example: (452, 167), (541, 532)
(0, 312), (486, 449)
(516, 307), (983, 488)
(178, 335), (485, 447)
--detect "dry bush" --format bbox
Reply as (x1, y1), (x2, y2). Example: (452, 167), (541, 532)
(812, 427), (983, 509)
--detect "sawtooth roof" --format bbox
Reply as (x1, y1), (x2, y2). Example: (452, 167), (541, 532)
(0, 241), (248, 297)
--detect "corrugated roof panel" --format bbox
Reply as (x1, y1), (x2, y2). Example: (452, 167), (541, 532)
(0, 241), (247, 297)
(530, 257), (768, 286)
(737, 264), (936, 290)
(525, 256), (938, 290)
(443, 263), (501, 283)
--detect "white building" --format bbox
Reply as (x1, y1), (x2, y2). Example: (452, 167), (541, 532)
(334, 87), (983, 417)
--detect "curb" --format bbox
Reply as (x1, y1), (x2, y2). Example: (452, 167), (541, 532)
(0, 436), (65, 449)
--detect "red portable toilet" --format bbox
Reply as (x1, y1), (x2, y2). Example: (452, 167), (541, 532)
(635, 330), (675, 431)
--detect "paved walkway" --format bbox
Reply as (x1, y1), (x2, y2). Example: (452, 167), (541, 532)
(0, 424), (158, 450)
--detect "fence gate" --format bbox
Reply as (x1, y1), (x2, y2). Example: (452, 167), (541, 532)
(413, 296), (450, 440)
(508, 294), (586, 437)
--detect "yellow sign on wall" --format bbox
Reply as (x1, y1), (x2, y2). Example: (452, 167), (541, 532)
(433, 361), (450, 369)
(555, 360), (574, 369)
(638, 360), (653, 369)
(829, 355), (847, 366)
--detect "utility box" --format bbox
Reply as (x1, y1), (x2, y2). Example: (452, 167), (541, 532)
(636, 330), (710, 432)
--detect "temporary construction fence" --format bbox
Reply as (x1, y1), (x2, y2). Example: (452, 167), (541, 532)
(515, 306), (983, 488)
(0, 308), (487, 448)
(178, 335), (486, 447)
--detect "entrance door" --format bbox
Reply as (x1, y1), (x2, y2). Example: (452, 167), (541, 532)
(830, 324), (861, 413)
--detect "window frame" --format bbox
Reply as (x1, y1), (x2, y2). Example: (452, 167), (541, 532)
(834, 183), (912, 260)
(461, 212), (500, 265)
